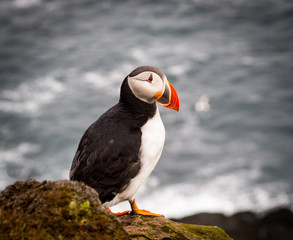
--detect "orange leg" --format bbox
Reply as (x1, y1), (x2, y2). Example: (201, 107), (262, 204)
(107, 208), (130, 216)
(130, 199), (163, 217)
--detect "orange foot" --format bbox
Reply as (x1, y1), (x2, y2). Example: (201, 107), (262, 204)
(107, 208), (130, 216)
(130, 199), (164, 217)
(131, 208), (163, 216)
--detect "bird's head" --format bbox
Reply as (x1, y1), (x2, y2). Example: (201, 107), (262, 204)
(127, 66), (179, 111)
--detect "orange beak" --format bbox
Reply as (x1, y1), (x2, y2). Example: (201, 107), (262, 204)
(156, 80), (179, 111)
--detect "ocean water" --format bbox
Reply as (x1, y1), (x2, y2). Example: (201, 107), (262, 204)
(0, 0), (293, 218)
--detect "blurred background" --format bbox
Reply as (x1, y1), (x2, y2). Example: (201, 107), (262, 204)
(0, 0), (292, 219)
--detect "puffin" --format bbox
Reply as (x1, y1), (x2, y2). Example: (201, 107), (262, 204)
(69, 66), (179, 216)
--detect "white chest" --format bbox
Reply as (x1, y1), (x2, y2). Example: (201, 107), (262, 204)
(125, 108), (165, 199)
(103, 108), (165, 207)
(140, 108), (165, 172)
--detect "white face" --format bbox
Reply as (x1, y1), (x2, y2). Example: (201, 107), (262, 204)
(128, 71), (166, 104)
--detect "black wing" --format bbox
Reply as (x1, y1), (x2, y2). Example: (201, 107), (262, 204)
(70, 104), (142, 203)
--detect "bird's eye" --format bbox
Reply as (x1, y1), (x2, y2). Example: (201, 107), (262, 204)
(147, 74), (153, 83)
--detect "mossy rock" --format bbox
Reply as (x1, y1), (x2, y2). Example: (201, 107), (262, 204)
(0, 179), (129, 240)
(118, 214), (233, 240)
(0, 179), (232, 240)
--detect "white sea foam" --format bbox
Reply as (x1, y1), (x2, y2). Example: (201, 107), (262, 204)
(130, 48), (148, 62)
(83, 71), (120, 96)
(167, 63), (191, 76)
(0, 143), (40, 189)
(0, 143), (39, 163)
(194, 94), (210, 112)
(83, 65), (134, 96)
(13, 0), (41, 8)
(0, 75), (64, 115)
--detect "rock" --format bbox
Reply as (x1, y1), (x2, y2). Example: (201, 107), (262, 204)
(0, 179), (129, 240)
(175, 212), (259, 240)
(119, 214), (232, 240)
(259, 208), (293, 240)
(174, 208), (293, 240)
(0, 179), (232, 240)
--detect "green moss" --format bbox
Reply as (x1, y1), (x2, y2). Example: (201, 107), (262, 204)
(180, 223), (231, 240)
(68, 197), (90, 221)
(81, 200), (90, 209)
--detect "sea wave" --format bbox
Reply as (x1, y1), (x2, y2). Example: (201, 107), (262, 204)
(0, 143), (40, 188)
(0, 75), (64, 115)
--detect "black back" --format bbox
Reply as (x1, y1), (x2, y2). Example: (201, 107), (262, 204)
(70, 77), (156, 203)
